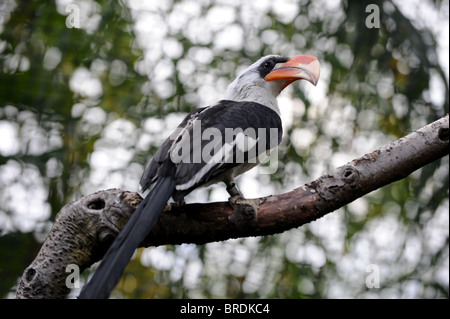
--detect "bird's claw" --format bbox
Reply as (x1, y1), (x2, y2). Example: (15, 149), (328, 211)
(169, 198), (186, 210)
(228, 194), (245, 208)
(228, 196), (263, 225)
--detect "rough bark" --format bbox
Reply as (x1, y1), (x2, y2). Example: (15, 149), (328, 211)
(16, 115), (449, 298)
(15, 190), (140, 299)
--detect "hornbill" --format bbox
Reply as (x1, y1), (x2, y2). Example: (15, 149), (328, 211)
(79, 54), (320, 298)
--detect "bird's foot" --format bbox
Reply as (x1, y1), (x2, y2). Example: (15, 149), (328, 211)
(228, 194), (244, 208)
(169, 198), (186, 209)
(228, 195), (263, 225)
(226, 182), (242, 198)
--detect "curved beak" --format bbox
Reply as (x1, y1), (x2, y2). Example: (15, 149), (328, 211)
(265, 54), (320, 87)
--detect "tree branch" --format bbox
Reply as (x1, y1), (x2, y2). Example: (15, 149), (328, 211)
(16, 115), (449, 298)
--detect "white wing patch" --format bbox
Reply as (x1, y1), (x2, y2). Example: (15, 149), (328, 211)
(175, 127), (265, 191)
(176, 142), (234, 191)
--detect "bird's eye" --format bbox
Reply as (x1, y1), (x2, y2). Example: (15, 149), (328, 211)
(263, 61), (272, 69)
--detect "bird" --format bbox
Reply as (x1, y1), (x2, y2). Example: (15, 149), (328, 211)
(79, 53), (320, 299)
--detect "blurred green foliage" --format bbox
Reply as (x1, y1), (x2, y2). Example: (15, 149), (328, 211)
(0, 0), (448, 298)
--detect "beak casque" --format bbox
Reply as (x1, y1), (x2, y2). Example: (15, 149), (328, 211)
(265, 54), (320, 87)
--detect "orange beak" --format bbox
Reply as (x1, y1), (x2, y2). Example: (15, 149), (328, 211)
(265, 54), (320, 89)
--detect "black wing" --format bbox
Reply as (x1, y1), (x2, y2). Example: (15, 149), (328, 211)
(140, 100), (282, 200)
(139, 106), (207, 190)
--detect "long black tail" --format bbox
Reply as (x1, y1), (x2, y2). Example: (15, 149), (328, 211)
(79, 176), (176, 299)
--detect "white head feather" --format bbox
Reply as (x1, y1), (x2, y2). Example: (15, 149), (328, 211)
(224, 55), (289, 115)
